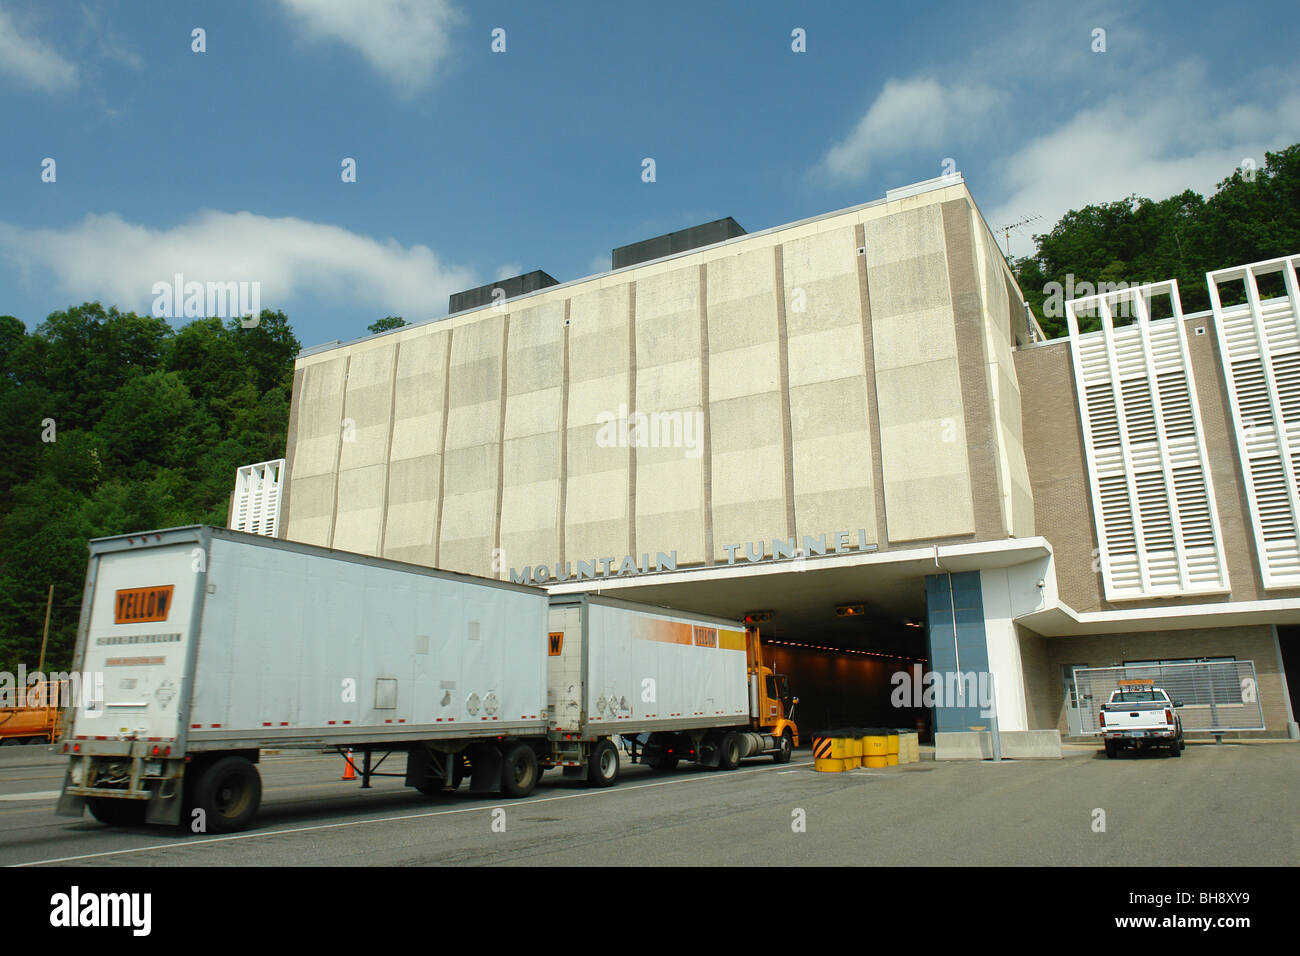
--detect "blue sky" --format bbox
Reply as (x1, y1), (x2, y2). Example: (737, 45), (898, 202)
(2, 0), (1298, 349)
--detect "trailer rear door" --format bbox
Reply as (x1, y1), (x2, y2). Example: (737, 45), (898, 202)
(72, 536), (202, 745)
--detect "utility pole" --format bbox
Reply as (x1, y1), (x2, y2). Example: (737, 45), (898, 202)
(38, 584), (53, 674)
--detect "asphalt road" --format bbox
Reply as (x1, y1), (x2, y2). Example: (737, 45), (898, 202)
(0, 741), (1295, 866)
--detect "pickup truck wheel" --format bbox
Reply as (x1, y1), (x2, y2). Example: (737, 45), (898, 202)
(1169, 742), (1182, 758)
(500, 744), (538, 798)
(194, 756), (261, 833)
(1104, 740), (1117, 758)
(718, 733), (742, 770)
(773, 730), (794, 764)
(87, 797), (147, 827)
(587, 739), (619, 787)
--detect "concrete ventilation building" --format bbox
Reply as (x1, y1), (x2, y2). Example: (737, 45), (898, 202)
(275, 173), (1300, 754)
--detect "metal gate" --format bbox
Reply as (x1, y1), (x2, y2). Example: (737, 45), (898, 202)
(1072, 661), (1266, 734)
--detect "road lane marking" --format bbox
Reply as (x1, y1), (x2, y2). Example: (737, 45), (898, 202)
(0, 791), (60, 802)
(11, 759), (813, 867)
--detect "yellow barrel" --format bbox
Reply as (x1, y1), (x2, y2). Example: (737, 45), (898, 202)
(812, 733), (855, 765)
(885, 753), (899, 765)
(862, 728), (888, 767)
(814, 757), (847, 773)
(886, 732), (900, 755)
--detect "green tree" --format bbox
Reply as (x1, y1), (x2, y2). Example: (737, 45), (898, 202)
(368, 315), (406, 334)
(1013, 143), (1300, 338)
(0, 302), (300, 672)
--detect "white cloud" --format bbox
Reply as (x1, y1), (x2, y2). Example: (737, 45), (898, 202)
(0, 211), (478, 322)
(494, 262), (522, 281)
(818, 77), (1004, 182)
(985, 61), (1300, 258)
(0, 7), (78, 91)
(278, 0), (463, 93)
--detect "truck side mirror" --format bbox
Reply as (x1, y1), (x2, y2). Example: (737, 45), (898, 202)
(1173, 700), (1184, 708)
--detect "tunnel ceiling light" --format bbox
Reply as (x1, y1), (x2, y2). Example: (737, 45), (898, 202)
(765, 639), (927, 662)
(835, 604), (866, 617)
(904, 618), (924, 628)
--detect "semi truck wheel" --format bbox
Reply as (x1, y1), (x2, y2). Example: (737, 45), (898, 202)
(87, 797), (147, 827)
(718, 733), (741, 770)
(415, 753), (466, 795)
(773, 730), (794, 764)
(647, 752), (679, 771)
(587, 739), (619, 787)
(193, 756), (261, 833)
(500, 744), (539, 798)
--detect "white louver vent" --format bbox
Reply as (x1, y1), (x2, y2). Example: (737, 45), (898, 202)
(1067, 281), (1229, 600)
(1209, 254), (1300, 588)
(230, 459), (285, 537)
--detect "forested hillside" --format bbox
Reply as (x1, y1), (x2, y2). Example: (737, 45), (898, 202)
(0, 306), (298, 672)
(1013, 144), (1300, 338)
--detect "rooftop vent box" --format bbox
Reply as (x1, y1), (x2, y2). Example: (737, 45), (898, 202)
(611, 217), (746, 270)
(448, 270), (559, 314)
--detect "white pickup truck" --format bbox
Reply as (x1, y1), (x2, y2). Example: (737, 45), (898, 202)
(1099, 679), (1186, 758)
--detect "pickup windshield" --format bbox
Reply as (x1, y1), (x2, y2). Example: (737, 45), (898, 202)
(1111, 691), (1165, 703)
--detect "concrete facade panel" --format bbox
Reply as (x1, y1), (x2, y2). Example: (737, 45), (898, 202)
(786, 325), (864, 389)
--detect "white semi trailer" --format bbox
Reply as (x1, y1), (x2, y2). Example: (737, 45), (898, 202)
(55, 527), (798, 833)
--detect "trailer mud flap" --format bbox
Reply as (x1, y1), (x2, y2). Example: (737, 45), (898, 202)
(468, 744), (501, 793)
(54, 769), (86, 818)
(145, 783), (183, 827)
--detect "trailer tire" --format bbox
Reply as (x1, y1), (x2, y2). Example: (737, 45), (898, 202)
(500, 744), (539, 798)
(87, 797), (147, 827)
(718, 733), (742, 771)
(647, 752), (679, 771)
(587, 739), (619, 787)
(193, 756), (261, 833)
(773, 729), (794, 764)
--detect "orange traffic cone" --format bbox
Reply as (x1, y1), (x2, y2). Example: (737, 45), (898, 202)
(342, 749), (356, 781)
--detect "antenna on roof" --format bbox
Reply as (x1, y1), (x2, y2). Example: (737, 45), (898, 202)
(997, 214), (1042, 257)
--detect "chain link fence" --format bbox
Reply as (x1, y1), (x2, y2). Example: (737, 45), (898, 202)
(1072, 661), (1265, 734)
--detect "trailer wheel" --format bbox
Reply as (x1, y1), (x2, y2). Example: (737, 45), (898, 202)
(87, 797), (147, 827)
(587, 739), (619, 787)
(718, 733), (742, 771)
(500, 744), (539, 798)
(193, 756), (261, 833)
(646, 751), (679, 771)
